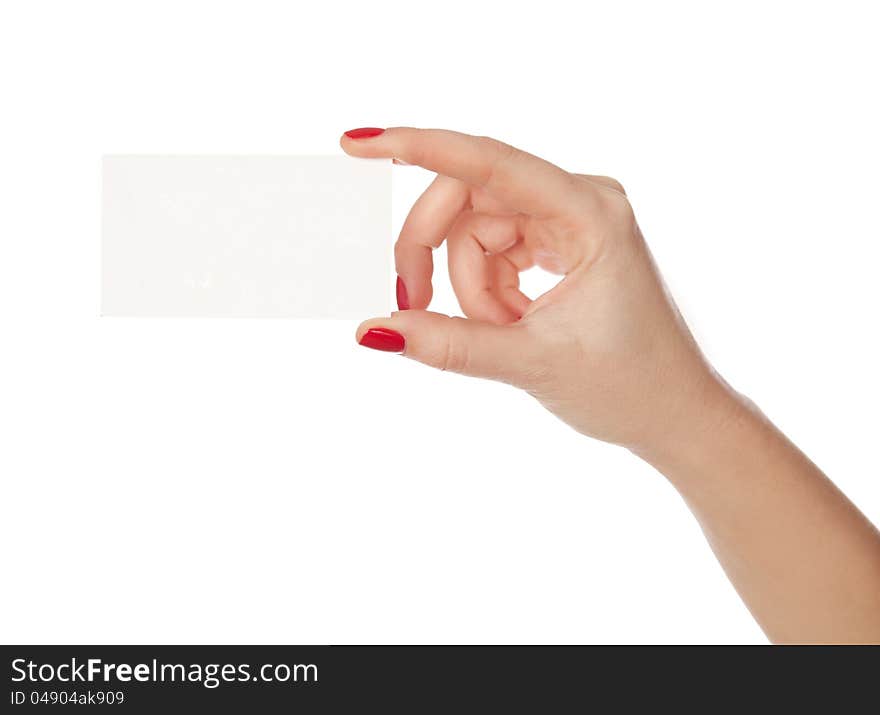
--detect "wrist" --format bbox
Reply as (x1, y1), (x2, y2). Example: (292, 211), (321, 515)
(629, 370), (764, 494)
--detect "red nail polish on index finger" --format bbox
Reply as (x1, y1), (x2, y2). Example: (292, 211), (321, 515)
(344, 127), (385, 139)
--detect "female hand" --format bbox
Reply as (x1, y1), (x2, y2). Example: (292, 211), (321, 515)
(343, 127), (880, 644)
(342, 127), (728, 455)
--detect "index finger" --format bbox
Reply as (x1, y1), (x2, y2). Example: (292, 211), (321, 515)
(340, 127), (590, 217)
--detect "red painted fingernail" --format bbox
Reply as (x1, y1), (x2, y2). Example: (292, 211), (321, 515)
(359, 328), (405, 352)
(344, 127), (385, 139)
(396, 275), (410, 310)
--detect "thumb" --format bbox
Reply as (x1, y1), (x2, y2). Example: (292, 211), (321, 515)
(356, 310), (535, 385)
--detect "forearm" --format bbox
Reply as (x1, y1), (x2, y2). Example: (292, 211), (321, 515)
(636, 380), (880, 644)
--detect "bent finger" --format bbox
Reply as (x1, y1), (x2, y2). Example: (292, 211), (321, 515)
(447, 213), (521, 324)
(395, 174), (469, 310)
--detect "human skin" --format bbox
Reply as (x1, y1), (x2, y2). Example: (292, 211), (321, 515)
(341, 127), (880, 644)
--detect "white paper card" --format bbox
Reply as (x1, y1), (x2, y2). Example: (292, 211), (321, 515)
(102, 156), (391, 318)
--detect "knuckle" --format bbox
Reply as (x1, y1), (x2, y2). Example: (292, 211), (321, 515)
(476, 136), (518, 188)
(476, 135), (508, 155)
(600, 175), (626, 195)
(438, 318), (472, 373)
(602, 189), (636, 225)
(570, 176), (596, 206)
(406, 144), (427, 169)
(401, 133), (426, 168)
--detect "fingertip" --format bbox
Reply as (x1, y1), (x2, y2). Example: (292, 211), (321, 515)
(396, 275), (410, 311)
(396, 274), (433, 311)
(356, 322), (406, 353)
(338, 135), (360, 156)
(397, 278), (432, 311)
(355, 317), (390, 344)
(340, 127), (387, 157)
(394, 243), (435, 310)
(498, 286), (532, 319)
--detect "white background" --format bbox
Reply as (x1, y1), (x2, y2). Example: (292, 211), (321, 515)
(1, 0), (878, 644)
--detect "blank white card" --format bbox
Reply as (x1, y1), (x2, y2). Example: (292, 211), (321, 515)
(102, 156), (391, 318)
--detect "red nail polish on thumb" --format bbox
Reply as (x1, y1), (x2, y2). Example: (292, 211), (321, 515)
(359, 328), (405, 353)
